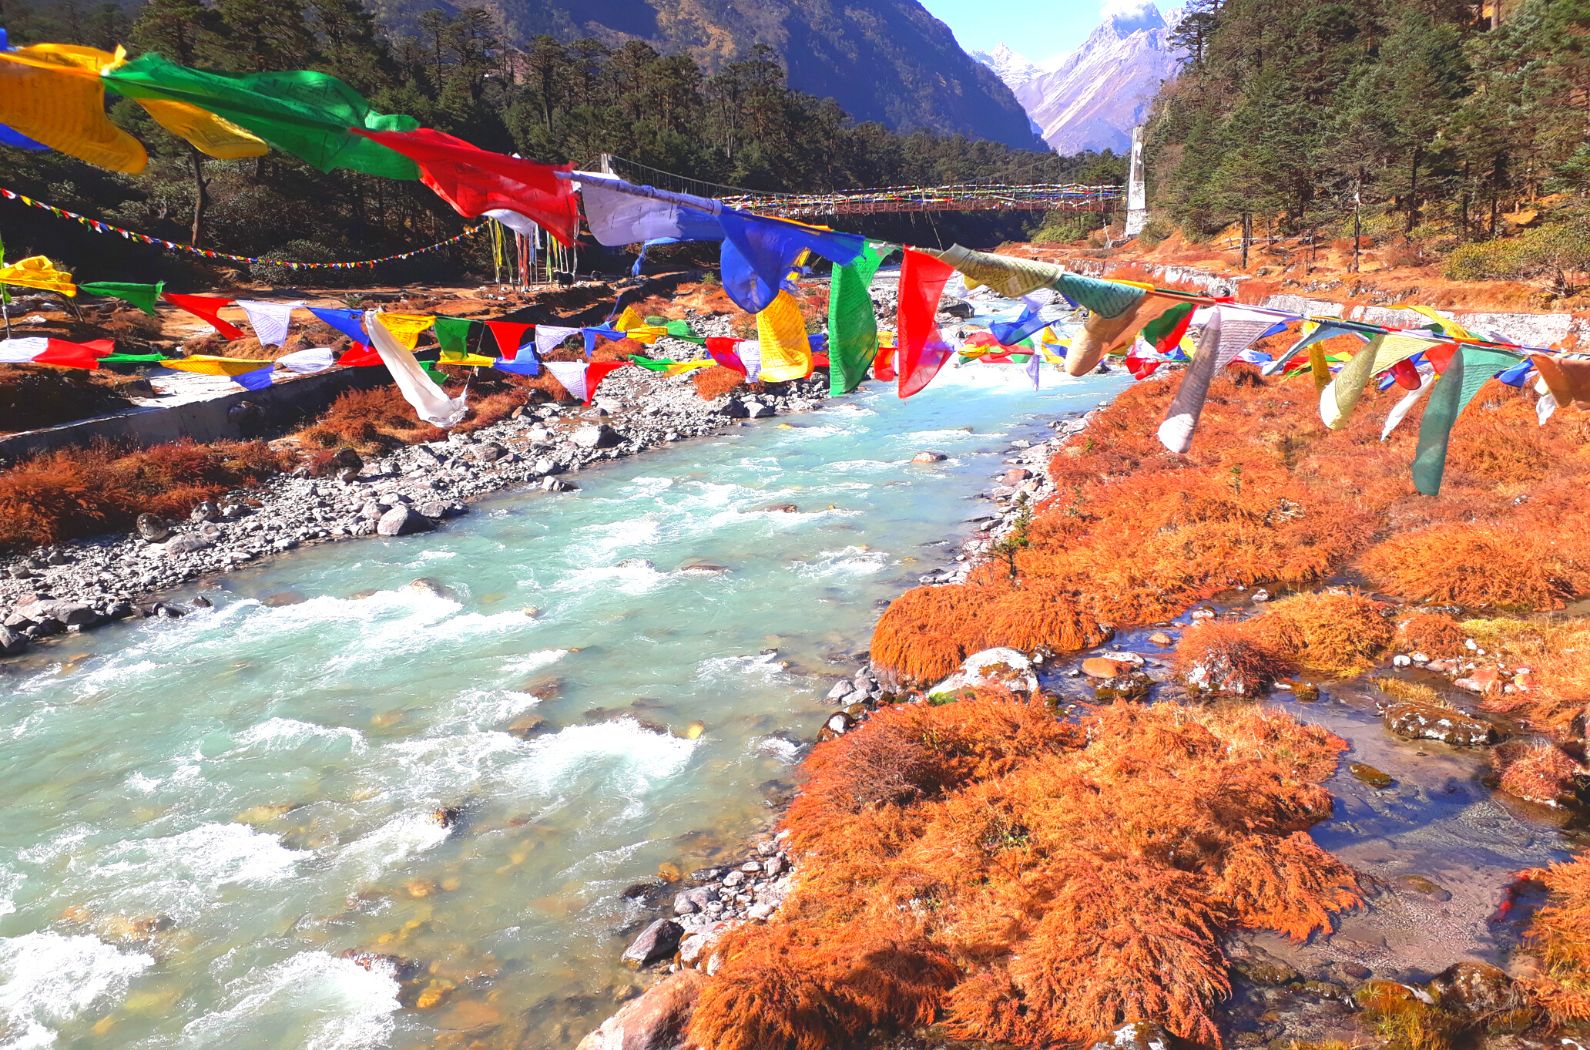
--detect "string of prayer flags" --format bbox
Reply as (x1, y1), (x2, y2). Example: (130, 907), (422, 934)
(706, 337), (748, 376)
(236, 299), (303, 347)
(165, 293), (243, 339)
(231, 364), (277, 390)
(1065, 295), (1155, 377)
(1158, 306), (1285, 454)
(353, 127), (579, 245)
(372, 312), (434, 351)
(896, 248), (956, 399)
(1262, 320), (1370, 378)
(1531, 355), (1590, 425)
(367, 311), (468, 427)
(659, 319), (705, 345)
(990, 297), (1067, 347)
(755, 291), (813, 383)
(433, 316), (477, 355)
(440, 350), (500, 368)
(485, 320), (533, 360)
(81, 281), (163, 315)
(339, 344), (383, 367)
(1413, 347), (1523, 495)
(103, 54), (420, 179)
(583, 326), (624, 357)
(308, 307), (369, 345)
(828, 242), (893, 396)
(0, 255), (75, 296)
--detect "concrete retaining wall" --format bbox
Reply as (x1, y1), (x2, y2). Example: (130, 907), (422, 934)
(0, 366), (389, 461)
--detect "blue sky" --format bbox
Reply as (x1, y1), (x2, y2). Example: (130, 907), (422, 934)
(919, 0), (1120, 64)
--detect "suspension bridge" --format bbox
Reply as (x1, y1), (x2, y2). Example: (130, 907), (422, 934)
(600, 155), (1124, 219)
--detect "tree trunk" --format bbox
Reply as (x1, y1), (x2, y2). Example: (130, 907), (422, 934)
(1352, 174), (1363, 274)
(189, 148), (208, 248)
(1405, 150), (1421, 234)
(1240, 211), (1252, 269)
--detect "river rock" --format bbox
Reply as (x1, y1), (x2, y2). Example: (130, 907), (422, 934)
(621, 918), (683, 969)
(166, 524), (221, 555)
(1426, 961), (1530, 1025)
(929, 647), (1039, 696)
(673, 887), (713, 916)
(912, 451), (948, 464)
(135, 514), (172, 543)
(719, 399), (749, 419)
(377, 506), (435, 537)
(1089, 1022), (1172, 1050)
(1384, 701), (1499, 747)
(574, 970), (703, 1050)
(0, 625), (28, 656)
(743, 401), (775, 419)
(573, 424), (621, 450)
(542, 476), (576, 492)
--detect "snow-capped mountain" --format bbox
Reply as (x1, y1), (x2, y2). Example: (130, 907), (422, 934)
(975, 1), (1182, 155)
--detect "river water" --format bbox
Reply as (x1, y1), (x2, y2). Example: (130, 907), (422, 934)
(0, 364), (1126, 1049)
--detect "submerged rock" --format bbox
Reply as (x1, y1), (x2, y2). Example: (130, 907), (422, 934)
(1349, 762), (1395, 790)
(1088, 1022), (1171, 1050)
(621, 918), (683, 969)
(575, 970), (702, 1050)
(911, 450), (948, 464)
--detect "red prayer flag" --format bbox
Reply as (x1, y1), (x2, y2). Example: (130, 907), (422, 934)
(585, 360), (627, 405)
(1390, 358), (1422, 390)
(340, 343), (382, 367)
(486, 320), (533, 360)
(810, 352), (829, 369)
(873, 347), (896, 381)
(33, 338), (115, 369)
(705, 337), (747, 375)
(165, 293), (244, 340)
(353, 128), (580, 247)
(896, 248), (955, 399)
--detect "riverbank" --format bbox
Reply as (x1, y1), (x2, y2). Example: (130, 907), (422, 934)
(587, 358), (1590, 1049)
(0, 356), (828, 662)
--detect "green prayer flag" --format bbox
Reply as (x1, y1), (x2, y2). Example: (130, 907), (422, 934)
(422, 363), (449, 385)
(1412, 347), (1521, 496)
(82, 281), (164, 315)
(1141, 301), (1193, 352)
(664, 319), (704, 345)
(628, 354), (674, 373)
(103, 55), (420, 179)
(828, 242), (895, 396)
(433, 316), (476, 355)
(1054, 272), (1145, 319)
(100, 352), (170, 364)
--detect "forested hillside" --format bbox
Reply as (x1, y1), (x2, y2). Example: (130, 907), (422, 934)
(1147, 0), (1590, 288)
(0, 0), (1119, 285)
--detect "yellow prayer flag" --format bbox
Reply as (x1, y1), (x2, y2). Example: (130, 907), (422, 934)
(374, 313), (436, 351)
(164, 355), (274, 377)
(438, 351), (499, 368)
(0, 256), (76, 297)
(754, 291), (811, 383)
(0, 46), (146, 174)
(613, 305), (645, 332)
(662, 360), (714, 377)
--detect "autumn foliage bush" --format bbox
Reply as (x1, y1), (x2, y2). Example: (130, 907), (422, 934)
(0, 439), (288, 551)
(1526, 853), (1590, 1023)
(1466, 616), (1590, 740)
(296, 386), (446, 453)
(691, 364), (746, 401)
(870, 368), (1590, 684)
(1253, 590), (1395, 676)
(1173, 620), (1292, 695)
(691, 693), (1360, 1049)
(1396, 612), (1470, 658)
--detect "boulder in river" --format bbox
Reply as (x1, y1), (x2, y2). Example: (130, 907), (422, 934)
(575, 970), (703, 1050)
(621, 917), (683, 969)
(1384, 701), (1499, 747)
(0, 625), (28, 656)
(377, 506), (435, 537)
(929, 647), (1039, 697)
(912, 451), (948, 464)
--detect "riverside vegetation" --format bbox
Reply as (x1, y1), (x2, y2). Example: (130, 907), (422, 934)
(624, 362), (1590, 1048)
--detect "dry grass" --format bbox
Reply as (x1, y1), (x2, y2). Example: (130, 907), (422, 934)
(1255, 591), (1395, 677)
(0, 365), (139, 433)
(1172, 620), (1293, 696)
(1395, 613), (1470, 658)
(1464, 616), (1590, 740)
(692, 365), (746, 401)
(295, 386), (446, 453)
(0, 439), (288, 551)
(1526, 853), (1590, 1023)
(1492, 742), (1582, 807)
(692, 694), (1359, 1049)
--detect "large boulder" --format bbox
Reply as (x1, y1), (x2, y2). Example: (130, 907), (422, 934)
(0, 625), (28, 656)
(376, 506), (435, 537)
(719, 399), (749, 419)
(573, 424), (621, 450)
(575, 970), (703, 1050)
(929, 647), (1040, 697)
(135, 513), (171, 543)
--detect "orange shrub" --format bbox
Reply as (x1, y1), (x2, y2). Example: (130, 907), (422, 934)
(1395, 612), (1470, 658)
(1472, 617), (1590, 741)
(1254, 591), (1394, 676)
(0, 439), (288, 551)
(1526, 853), (1590, 1023)
(869, 583), (997, 686)
(1358, 524), (1590, 612)
(693, 695), (1360, 1050)
(296, 386), (445, 453)
(691, 365), (745, 401)
(1492, 742), (1582, 807)
(1172, 620), (1292, 696)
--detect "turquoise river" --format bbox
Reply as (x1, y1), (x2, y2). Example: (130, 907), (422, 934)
(0, 363), (1127, 1049)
